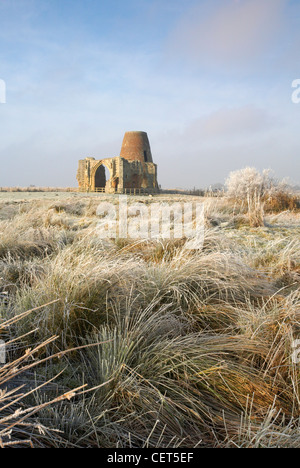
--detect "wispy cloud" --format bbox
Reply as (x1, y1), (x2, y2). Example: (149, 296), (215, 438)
(167, 0), (289, 71)
(185, 106), (278, 140)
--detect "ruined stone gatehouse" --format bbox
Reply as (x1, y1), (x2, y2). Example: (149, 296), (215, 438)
(77, 131), (159, 193)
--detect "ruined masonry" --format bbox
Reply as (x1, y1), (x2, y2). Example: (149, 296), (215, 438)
(77, 131), (159, 193)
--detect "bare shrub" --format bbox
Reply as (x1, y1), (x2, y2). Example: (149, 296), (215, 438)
(225, 167), (296, 227)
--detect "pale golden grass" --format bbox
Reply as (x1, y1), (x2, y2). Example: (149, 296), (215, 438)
(0, 194), (299, 447)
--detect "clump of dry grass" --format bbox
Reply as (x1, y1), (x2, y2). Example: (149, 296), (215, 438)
(265, 191), (300, 213)
(0, 303), (90, 448)
(0, 193), (300, 447)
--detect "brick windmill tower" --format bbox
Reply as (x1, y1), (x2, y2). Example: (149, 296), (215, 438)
(120, 131), (154, 163)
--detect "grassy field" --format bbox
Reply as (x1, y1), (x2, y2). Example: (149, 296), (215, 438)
(0, 192), (299, 448)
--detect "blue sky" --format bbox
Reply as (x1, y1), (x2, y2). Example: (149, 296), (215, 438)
(0, 0), (299, 188)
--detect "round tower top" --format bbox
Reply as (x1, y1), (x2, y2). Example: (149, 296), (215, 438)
(120, 131), (153, 163)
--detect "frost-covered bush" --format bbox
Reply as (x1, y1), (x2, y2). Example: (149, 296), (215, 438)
(225, 168), (289, 226)
(225, 167), (276, 201)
